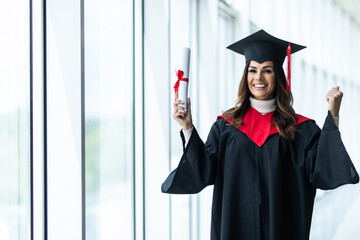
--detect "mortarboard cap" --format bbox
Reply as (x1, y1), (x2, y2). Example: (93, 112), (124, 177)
(226, 29), (306, 64)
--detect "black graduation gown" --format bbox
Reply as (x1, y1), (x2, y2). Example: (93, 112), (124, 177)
(161, 111), (359, 240)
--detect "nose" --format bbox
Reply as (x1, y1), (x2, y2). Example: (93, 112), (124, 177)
(254, 71), (263, 81)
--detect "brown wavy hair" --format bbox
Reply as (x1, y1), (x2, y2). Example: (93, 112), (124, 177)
(223, 61), (297, 140)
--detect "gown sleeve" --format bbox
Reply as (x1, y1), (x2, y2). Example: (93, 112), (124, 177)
(306, 112), (359, 190)
(161, 120), (222, 194)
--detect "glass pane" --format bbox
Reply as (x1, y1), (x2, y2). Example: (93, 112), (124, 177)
(0, 1), (30, 240)
(85, 0), (134, 239)
(46, 0), (82, 238)
(218, 13), (235, 111)
(143, 0), (171, 238)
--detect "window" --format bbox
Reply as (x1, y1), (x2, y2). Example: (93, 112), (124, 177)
(0, 1), (31, 240)
(218, 4), (237, 112)
(85, 1), (134, 240)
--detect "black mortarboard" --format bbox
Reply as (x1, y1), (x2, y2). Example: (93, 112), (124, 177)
(227, 29), (306, 92)
(227, 29), (306, 64)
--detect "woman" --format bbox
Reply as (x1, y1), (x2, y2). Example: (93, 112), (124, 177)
(161, 30), (359, 240)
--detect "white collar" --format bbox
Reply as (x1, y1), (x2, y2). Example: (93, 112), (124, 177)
(249, 97), (276, 115)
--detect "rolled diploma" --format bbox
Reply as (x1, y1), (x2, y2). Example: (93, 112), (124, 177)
(178, 47), (191, 112)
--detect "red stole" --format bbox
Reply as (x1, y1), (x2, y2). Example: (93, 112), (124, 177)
(217, 107), (314, 147)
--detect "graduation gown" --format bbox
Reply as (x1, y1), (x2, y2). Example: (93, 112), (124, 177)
(161, 108), (359, 240)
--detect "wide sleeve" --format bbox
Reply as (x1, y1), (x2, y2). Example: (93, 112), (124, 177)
(161, 120), (222, 194)
(306, 112), (359, 190)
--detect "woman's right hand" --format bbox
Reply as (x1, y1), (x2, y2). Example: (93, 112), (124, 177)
(173, 94), (193, 130)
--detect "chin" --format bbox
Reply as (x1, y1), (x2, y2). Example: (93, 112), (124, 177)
(253, 95), (271, 100)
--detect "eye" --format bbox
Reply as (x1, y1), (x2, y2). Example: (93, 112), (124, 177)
(264, 69), (273, 74)
(249, 69), (256, 73)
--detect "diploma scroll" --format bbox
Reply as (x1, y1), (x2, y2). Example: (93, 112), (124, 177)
(174, 47), (191, 112)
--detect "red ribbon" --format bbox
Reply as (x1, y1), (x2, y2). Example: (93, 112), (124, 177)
(174, 69), (188, 98)
(287, 42), (291, 93)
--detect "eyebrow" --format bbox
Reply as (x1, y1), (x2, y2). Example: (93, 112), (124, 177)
(249, 65), (273, 69)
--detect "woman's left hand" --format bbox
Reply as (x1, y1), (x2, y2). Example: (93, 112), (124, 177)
(326, 86), (343, 117)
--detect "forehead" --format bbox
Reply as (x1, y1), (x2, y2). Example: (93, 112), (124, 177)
(249, 60), (274, 68)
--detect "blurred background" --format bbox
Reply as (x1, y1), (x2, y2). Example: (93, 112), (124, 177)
(1, 0), (360, 239)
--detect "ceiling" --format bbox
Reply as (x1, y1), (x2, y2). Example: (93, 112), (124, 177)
(334, 0), (360, 25)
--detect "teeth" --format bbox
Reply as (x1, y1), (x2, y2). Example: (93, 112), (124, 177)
(254, 84), (265, 88)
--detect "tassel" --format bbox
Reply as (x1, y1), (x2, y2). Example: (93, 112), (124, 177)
(287, 42), (291, 93)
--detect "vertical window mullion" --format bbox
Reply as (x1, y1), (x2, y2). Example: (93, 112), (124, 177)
(31, 0), (47, 239)
(134, 0), (145, 239)
(81, 0), (85, 239)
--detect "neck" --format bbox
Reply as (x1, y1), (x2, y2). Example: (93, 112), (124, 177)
(250, 97), (276, 114)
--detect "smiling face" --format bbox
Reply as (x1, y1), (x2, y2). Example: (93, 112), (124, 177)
(247, 60), (276, 100)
